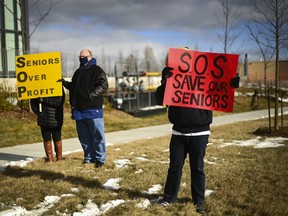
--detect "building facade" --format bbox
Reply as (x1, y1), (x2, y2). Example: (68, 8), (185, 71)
(0, 0), (29, 78)
(237, 60), (288, 87)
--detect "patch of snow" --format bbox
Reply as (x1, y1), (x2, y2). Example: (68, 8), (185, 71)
(135, 169), (143, 174)
(103, 178), (122, 190)
(114, 159), (133, 168)
(71, 188), (80, 193)
(205, 190), (214, 197)
(219, 137), (287, 148)
(135, 199), (151, 209)
(136, 157), (149, 161)
(73, 199), (100, 216)
(143, 184), (162, 194)
(99, 199), (125, 214)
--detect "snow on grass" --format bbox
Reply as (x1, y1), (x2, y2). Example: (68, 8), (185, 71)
(103, 178), (122, 190)
(0, 136), (286, 215)
(142, 184), (162, 195)
(219, 137), (288, 148)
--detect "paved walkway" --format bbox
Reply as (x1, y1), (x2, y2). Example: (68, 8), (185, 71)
(1, 107), (287, 168)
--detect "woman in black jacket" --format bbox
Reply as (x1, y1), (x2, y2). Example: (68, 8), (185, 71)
(30, 89), (65, 162)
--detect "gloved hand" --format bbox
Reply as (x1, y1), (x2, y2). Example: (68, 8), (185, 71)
(162, 67), (173, 79)
(57, 78), (70, 88)
(57, 78), (68, 83)
(161, 67), (173, 85)
(230, 75), (240, 88)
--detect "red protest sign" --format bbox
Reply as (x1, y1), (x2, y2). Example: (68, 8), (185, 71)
(163, 48), (239, 112)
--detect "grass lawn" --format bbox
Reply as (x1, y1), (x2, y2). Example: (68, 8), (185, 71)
(0, 116), (287, 215)
(0, 93), (280, 148)
(0, 87), (288, 215)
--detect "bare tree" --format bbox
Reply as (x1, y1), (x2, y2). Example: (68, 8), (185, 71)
(251, 0), (288, 131)
(215, 0), (242, 53)
(140, 46), (160, 72)
(247, 25), (275, 97)
(28, 0), (60, 39)
(4, 0), (59, 54)
(125, 52), (138, 74)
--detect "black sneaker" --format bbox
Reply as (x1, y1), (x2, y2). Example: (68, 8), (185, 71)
(151, 197), (170, 207)
(83, 160), (92, 164)
(195, 203), (206, 214)
(95, 161), (104, 168)
(158, 199), (169, 207)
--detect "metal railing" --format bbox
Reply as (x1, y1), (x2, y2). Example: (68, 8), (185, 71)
(0, 49), (120, 78)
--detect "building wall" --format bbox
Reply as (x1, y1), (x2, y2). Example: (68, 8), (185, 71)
(237, 60), (288, 87)
(280, 61), (288, 80)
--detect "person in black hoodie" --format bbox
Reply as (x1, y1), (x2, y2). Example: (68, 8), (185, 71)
(155, 53), (239, 214)
(30, 90), (65, 162)
(62, 49), (108, 168)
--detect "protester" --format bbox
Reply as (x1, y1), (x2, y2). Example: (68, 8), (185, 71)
(62, 49), (108, 168)
(154, 48), (239, 214)
(30, 90), (65, 162)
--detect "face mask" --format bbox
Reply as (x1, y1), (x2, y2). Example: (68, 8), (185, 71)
(79, 56), (88, 66)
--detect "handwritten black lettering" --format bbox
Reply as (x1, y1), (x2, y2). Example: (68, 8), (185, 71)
(194, 54), (208, 75)
(178, 52), (191, 73)
(211, 55), (226, 79)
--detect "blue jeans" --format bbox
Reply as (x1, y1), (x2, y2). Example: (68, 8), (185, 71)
(163, 134), (209, 204)
(76, 118), (106, 163)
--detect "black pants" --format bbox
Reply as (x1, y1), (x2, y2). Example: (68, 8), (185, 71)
(40, 126), (62, 142)
(163, 134), (209, 204)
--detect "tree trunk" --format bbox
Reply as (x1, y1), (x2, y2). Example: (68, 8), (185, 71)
(273, 0), (279, 132)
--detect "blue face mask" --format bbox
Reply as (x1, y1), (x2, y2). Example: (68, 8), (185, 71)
(79, 56), (88, 66)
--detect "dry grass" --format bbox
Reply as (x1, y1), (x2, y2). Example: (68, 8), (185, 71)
(0, 108), (169, 148)
(0, 116), (287, 215)
(0, 91), (282, 148)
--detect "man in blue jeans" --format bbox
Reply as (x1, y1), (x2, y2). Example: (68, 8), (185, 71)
(62, 49), (108, 168)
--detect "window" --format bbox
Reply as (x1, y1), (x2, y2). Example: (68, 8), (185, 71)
(4, 0), (14, 30)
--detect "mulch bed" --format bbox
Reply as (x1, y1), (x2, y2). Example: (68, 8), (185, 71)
(253, 127), (288, 138)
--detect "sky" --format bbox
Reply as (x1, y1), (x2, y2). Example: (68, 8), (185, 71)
(0, 136), (287, 215)
(29, 0), (259, 68)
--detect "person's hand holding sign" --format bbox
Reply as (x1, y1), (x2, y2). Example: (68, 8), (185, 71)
(230, 74), (240, 88)
(161, 67), (174, 85)
(155, 66), (174, 105)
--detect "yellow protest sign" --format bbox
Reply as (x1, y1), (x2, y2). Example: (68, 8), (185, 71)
(15, 52), (62, 100)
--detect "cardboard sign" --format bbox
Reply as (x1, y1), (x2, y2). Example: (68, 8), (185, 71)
(16, 52), (62, 100)
(163, 48), (239, 112)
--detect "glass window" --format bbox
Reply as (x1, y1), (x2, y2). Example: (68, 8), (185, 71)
(6, 33), (16, 76)
(17, 0), (21, 31)
(0, 2), (3, 29)
(18, 35), (23, 55)
(0, 34), (2, 77)
(6, 33), (15, 50)
(4, 0), (14, 30)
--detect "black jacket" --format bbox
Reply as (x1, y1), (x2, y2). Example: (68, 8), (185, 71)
(31, 91), (65, 128)
(63, 64), (108, 110)
(155, 83), (212, 133)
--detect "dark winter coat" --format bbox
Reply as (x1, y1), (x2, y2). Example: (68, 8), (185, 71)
(155, 83), (212, 133)
(62, 64), (108, 110)
(30, 91), (65, 128)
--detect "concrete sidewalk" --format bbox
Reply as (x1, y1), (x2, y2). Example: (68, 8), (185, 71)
(1, 107), (287, 168)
